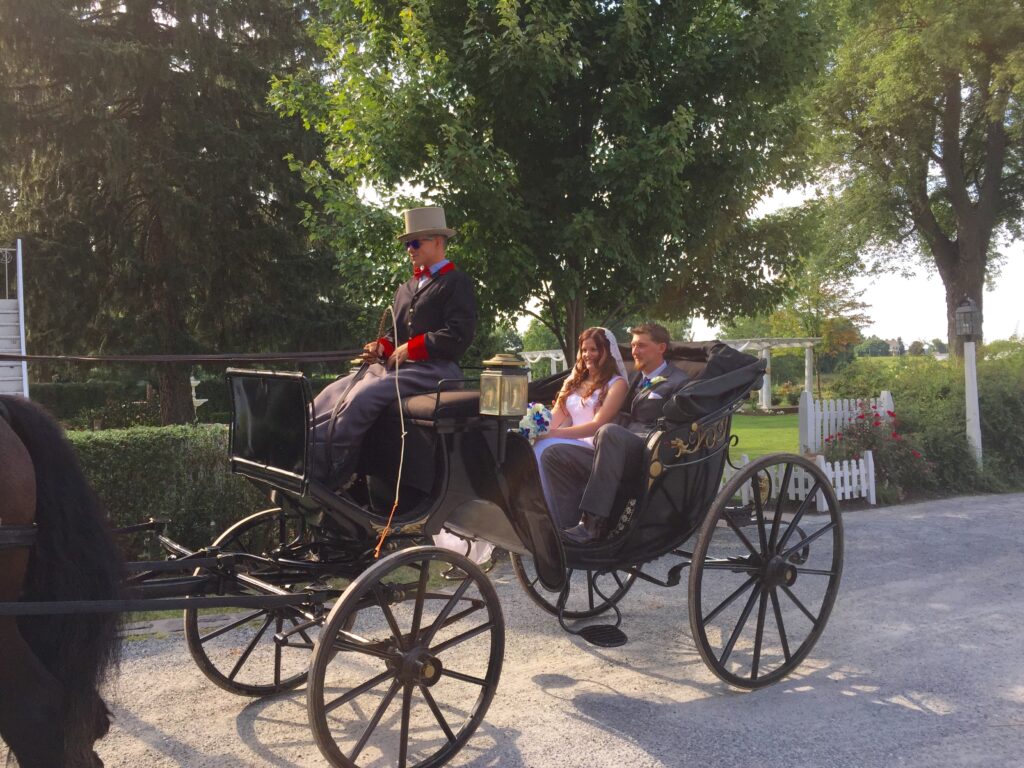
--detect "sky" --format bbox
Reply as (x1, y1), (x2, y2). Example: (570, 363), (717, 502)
(692, 241), (1023, 344)
(690, 189), (1023, 345)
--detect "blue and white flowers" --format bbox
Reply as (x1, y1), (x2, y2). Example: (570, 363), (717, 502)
(518, 402), (552, 442)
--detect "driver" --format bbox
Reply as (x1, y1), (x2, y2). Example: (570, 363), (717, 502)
(311, 206), (477, 491)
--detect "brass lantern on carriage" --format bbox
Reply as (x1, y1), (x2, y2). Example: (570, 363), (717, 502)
(479, 353), (530, 417)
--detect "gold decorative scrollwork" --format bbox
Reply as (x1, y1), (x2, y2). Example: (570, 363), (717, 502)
(669, 416), (729, 459)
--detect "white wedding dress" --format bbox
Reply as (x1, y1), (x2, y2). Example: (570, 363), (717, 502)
(533, 375), (624, 519)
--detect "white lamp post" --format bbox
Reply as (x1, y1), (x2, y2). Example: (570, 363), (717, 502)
(955, 297), (982, 466)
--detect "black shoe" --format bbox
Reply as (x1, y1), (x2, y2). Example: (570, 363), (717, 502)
(562, 512), (610, 544)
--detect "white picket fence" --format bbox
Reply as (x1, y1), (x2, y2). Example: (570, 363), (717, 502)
(798, 389), (894, 454)
(722, 451), (876, 511)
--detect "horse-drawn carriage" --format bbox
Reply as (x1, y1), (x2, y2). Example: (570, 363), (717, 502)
(0, 341), (843, 768)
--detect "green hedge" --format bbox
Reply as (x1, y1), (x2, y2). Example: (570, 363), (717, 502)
(67, 425), (266, 555)
(32, 381), (147, 420)
(830, 346), (1024, 494)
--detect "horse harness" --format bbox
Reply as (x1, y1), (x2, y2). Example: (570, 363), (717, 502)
(0, 399), (39, 550)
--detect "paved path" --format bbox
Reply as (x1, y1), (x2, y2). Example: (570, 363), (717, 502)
(95, 493), (1024, 768)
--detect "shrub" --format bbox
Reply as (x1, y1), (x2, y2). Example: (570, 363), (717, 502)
(31, 381), (147, 420)
(828, 351), (1024, 494)
(823, 404), (935, 504)
(68, 425), (266, 557)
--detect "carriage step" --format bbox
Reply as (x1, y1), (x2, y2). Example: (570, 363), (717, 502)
(578, 624), (628, 648)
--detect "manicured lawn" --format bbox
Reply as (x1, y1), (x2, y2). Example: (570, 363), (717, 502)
(730, 413), (799, 459)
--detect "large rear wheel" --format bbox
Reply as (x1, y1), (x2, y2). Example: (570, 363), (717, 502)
(689, 453), (843, 689)
(308, 546), (503, 768)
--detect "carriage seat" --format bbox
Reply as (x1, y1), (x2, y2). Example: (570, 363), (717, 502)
(387, 390), (481, 423)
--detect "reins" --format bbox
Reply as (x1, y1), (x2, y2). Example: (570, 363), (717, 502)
(0, 351), (360, 364)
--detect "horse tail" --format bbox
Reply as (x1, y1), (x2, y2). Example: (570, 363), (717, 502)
(0, 395), (123, 765)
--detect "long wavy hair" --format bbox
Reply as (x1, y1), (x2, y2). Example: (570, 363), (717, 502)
(554, 327), (620, 413)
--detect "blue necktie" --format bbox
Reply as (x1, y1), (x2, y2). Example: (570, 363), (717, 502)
(640, 376), (652, 391)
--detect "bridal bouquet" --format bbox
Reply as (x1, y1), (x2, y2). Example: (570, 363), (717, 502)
(518, 402), (552, 442)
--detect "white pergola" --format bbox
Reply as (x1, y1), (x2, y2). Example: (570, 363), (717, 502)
(0, 240), (28, 397)
(720, 337), (821, 409)
(522, 337), (822, 410)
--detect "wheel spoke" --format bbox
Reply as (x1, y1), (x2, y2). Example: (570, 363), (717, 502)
(441, 668), (487, 687)
(375, 585), (407, 650)
(587, 572), (596, 611)
(274, 616), (283, 686)
(702, 575), (755, 627)
(398, 684), (413, 768)
(430, 621), (494, 655)
(612, 571), (625, 590)
(719, 586), (760, 666)
(780, 521), (837, 560)
(752, 475), (769, 555)
(777, 481), (821, 552)
(421, 578), (472, 647)
(751, 591), (768, 680)
(781, 584), (820, 625)
(409, 562), (432, 642)
(419, 684), (456, 743)
(198, 609), (267, 644)
(347, 679), (400, 762)
(769, 462), (794, 550)
(228, 613), (273, 681)
(724, 515), (760, 557)
(288, 615), (316, 647)
(770, 588), (791, 662)
(325, 670), (394, 714)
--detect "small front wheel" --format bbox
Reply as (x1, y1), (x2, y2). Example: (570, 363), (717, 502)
(308, 546), (504, 768)
(689, 453), (843, 689)
(510, 552), (635, 619)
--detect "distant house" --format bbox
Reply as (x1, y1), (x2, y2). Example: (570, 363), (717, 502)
(886, 338), (905, 356)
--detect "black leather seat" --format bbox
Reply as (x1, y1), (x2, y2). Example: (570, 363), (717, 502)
(386, 390), (481, 422)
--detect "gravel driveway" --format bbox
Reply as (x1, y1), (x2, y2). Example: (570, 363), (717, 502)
(93, 493), (1024, 768)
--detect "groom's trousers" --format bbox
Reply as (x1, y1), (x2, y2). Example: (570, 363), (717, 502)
(540, 423), (646, 525)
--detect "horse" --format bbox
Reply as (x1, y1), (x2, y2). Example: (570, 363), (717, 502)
(0, 395), (123, 767)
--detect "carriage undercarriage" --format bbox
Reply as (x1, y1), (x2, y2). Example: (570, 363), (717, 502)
(0, 342), (844, 768)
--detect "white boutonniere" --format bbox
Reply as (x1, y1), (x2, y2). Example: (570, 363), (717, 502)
(641, 375), (667, 391)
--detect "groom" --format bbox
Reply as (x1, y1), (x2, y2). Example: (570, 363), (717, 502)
(541, 322), (690, 544)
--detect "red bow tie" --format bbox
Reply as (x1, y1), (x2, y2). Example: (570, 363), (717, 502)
(413, 266), (430, 279)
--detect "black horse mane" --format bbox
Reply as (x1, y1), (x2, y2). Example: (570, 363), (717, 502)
(0, 395), (124, 764)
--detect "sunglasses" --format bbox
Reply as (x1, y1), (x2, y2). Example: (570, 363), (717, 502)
(404, 237), (437, 250)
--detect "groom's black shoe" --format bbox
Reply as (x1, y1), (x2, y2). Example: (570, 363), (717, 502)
(563, 512), (609, 545)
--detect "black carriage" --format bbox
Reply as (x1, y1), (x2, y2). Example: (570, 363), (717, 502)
(177, 340), (843, 768)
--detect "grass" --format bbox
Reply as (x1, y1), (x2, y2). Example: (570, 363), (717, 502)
(730, 413), (799, 459)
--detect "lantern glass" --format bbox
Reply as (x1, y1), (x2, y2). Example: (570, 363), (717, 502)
(955, 298), (980, 339)
(479, 354), (529, 416)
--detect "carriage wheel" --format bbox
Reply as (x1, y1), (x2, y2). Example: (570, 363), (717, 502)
(510, 552), (635, 619)
(308, 546), (503, 768)
(184, 507), (331, 696)
(689, 453), (843, 689)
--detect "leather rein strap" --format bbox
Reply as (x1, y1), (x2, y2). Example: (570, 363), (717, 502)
(0, 350), (360, 365)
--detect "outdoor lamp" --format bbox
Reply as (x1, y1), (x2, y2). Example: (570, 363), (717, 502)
(955, 297), (981, 341)
(479, 353), (530, 417)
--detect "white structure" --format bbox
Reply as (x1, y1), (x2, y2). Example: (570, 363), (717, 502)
(0, 240), (28, 397)
(522, 349), (568, 379)
(798, 389), (895, 454)
(720, 338), (821, 408)
(963, 341), (982, 465)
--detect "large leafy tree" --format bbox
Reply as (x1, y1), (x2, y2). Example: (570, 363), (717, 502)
(0, 0), (352, 423)
(817, 0), (1024, 355)
(274, 0), (829, 356)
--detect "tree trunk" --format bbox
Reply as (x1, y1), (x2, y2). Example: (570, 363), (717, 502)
(159, 364), (195, 425)
(933, 240), (986, 358)
(563, 297), (586, 367)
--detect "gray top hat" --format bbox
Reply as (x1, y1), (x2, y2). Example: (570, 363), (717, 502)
(397, 206), (457, 242)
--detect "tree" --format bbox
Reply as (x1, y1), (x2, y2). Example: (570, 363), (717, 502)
(273, 0), (829, 357)
(0, 0), (351, 423)
(856, 335), (891, 357)
(931, 337), (949, 354)
(908, 340), (926, 356)
(817, 0), (1024, 355)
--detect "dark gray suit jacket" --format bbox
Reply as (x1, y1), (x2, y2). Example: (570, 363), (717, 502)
(619, 364), (691, 435)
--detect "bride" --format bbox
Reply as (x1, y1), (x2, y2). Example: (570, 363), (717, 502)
(534, 327), (629, 527)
